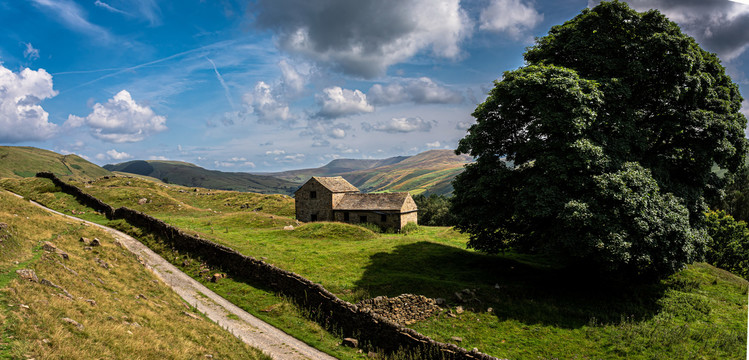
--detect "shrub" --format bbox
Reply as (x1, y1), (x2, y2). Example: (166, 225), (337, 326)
(401, 222), (419, 235)
(705, 210), (749, 279)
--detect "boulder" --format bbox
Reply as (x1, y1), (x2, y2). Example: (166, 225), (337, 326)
(342, 338), (359, 348)
(16, 269), (38, 282)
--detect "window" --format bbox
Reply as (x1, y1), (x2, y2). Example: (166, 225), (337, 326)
(310, 191), (317, 199)
(343, 212), (350, 221)
(311, 214), (318, 222)
(380, 214), (387, 222)
(360, 215), (367, 223)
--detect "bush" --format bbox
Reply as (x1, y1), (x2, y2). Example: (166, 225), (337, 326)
(705, 210), (749, 279)
(401, 222), (419, 235)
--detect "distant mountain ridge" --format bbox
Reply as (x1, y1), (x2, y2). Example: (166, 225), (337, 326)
(103, 160), (299, 195)
(270, 149), (473, 195)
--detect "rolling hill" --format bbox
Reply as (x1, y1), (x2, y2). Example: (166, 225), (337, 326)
(271, 149), (473, 195)
(0, 146), (111, 181)
(103, 160), (299, 195)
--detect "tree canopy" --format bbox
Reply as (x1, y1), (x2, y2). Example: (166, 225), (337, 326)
(452, 1), (747, 277)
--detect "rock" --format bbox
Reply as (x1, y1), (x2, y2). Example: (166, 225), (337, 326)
(0, 222), (7, 230)
(451, 336), (463, 343)
(40, 279), (73, 299)
(183, 311), (202, 321)
(455, 306), (464, 314)
(85, 299), (97, 306)
(435, 297), (446, 306)
(487, 307), (493, 313)
(137, 198), (148, 205)
(357, 294), (441, 325)
(42, 241), (57, 252)
(367, 351), (377, 358)
(342, 338), (359, 348)
(94, 257), (110, 269)
(19, 304), (29, 310)
(83, 246), (92, 251)
(62, 317), (84, 330)
(79, 237), (90, 244)
(90, 238), (101, 247)
(283, 225), (294, 230)
(16, 269), (38, 282)
(136, 294), (148, 300)
(209, 273), (225, 283)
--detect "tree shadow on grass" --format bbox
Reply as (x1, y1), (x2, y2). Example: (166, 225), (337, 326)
(353, 241), (668, 329)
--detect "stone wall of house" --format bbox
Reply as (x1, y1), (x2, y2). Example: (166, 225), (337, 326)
(36, 173), (496, 360)
(333, 210), (409, 230)
(294, 180), (334, 222)
(400, 211), (418, 228)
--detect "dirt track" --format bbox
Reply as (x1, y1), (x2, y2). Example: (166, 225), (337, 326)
(13, 192), (338, 360)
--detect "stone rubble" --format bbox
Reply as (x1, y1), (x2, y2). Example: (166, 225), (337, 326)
(356, 294), (442, 326)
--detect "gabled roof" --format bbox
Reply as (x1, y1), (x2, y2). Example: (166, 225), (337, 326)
(334, 192), (413, 212)
(310, 176), (360, 193)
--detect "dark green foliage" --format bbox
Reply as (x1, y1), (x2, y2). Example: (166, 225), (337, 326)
(704, 210), (749, 279)
(413, 194), (456, 226)
(452, 1), (747, 277)
(711, 165), (749, 222)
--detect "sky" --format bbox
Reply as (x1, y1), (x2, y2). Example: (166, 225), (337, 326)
(1, 0), (749, 172)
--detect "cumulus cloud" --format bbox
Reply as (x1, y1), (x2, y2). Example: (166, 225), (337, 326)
(0, 65), (58, 143)
(251, 0), (471, 78)
(315, 86), (373, 118)
(265, 149), (286, 156)
(245, 81), (293, 123)
(95, 149), (132, 161)
(456, 120), (474, 130)
(479, 0), (543, 38)
(65, 90), (167, 143)
(368, 77), (463, 105)
(362, 116), (436, 133)
(588, 0), (749, 61)
(24, 43), (40, 60)
(426, 141), (443, 148)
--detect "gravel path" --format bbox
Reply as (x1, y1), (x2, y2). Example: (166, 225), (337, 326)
(11, 192), (338, 360)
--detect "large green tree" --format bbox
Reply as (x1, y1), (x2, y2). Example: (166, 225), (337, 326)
(452, 1), (747, 277)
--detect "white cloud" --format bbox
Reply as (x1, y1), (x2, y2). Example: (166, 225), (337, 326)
(0, 65), (58, 143)
(329, 128), (346, 139)
(315, 86), (373, 118)
(97, 149), (132, 161)
(362, 117), (436, 133)
(65, 90), (167, 143)
(456, 120), (474, 130)
(253, 0), (471, 78)
(23, 43), (40, 60)
(278, 59), (305, 93)
(149, 155), (168, 160)
(368, 77), (463, 105)
(94, 0), (161, 25)
(479, 0), (544, 39)
(246, 81), (293, 123)
(94, 0), (128, 15)
(265, 149), (286, 156)
(426, 141), (442, 148)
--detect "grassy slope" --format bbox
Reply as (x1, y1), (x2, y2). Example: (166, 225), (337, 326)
(344, 150), (471, 195)
(0, 146), (111, 181)
(3, 175), (746, 359)
(0, 190), (268, 359)
(104, 160), (299, 195)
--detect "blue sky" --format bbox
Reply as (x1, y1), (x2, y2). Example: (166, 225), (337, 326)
(1, 0), (748, 172)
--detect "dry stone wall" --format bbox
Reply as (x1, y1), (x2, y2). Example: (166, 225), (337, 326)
(35, 172), (498, 360)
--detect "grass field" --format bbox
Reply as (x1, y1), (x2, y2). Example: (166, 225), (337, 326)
(2, 175), (747, 359)
(0, 190), (268, 359)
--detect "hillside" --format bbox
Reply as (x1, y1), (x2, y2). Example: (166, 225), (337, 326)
(104, 160), (299, 195)
(268, 155), (409, 182)
(342, 150), (473, 195)
(0, 190), (267, 359)
(272, 149), (473, 195)
(0, 146), (111, 181)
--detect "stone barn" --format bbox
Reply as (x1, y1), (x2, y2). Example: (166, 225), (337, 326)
(295, 176), (418, 231)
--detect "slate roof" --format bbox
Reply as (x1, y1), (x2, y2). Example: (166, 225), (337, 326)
(334, 193), (412, 211)
(312, 176), (360, 193)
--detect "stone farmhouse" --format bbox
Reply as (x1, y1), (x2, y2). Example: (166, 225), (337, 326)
(295, 176), (418, 230)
